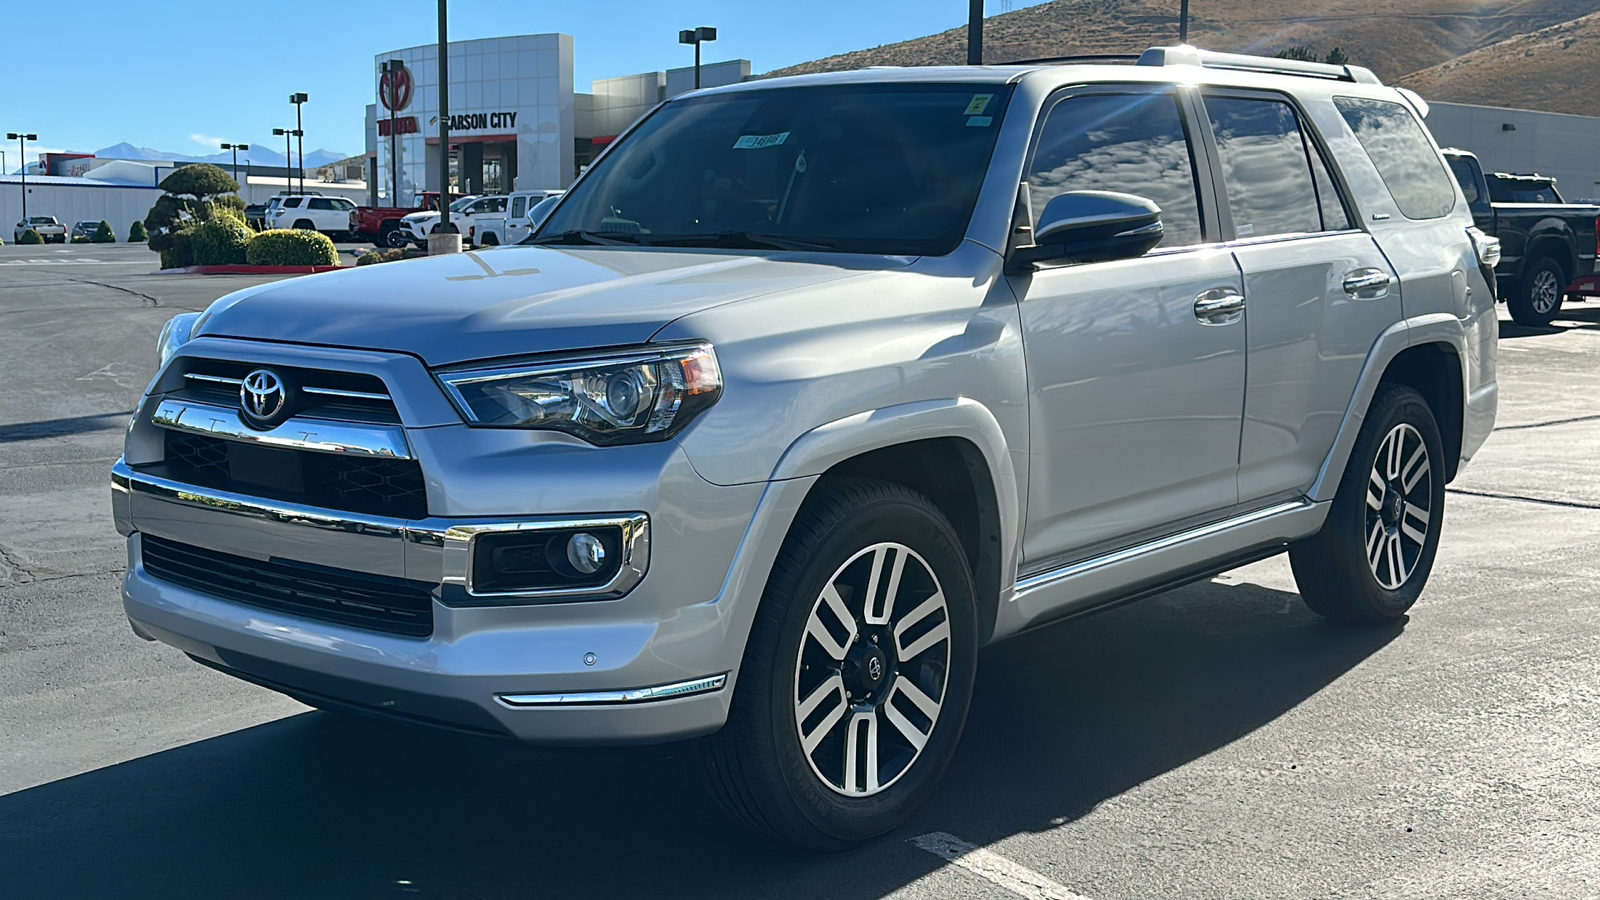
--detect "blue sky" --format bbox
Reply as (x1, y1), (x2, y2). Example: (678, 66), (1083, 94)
(4, 1), (1050, 165)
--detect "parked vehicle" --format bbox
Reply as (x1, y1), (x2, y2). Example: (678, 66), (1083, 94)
(243, 202), (270, 230)
(1442, 149), (1600, 326)
(260, 193), (322, 231)
(474, 190), (564, 247)
(268, 195), (358, 238)
(71, 220), (102, 241)
(398, 194), (483, 247)
(349, 192), (444, 248)
(15, 216), (66, 243)
(117, 46), (1498, 850)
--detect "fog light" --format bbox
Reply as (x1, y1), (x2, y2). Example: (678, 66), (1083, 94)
(567, 532), (607, 575)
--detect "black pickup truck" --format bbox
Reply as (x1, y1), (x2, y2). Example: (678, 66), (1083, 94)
(1443, 149), (1600, 326)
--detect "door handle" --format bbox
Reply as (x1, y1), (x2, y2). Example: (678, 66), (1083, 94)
(1343, 268), (1393, 297)
(1193, 288), (1245, 324)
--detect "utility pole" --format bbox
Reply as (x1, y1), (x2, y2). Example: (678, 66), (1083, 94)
(968, 0), (984, 65)
(1179, 0), (1190, 43)
(7, 133), (36, 224)
(438, 0), (453, 227)
(290, 93), (309, 195)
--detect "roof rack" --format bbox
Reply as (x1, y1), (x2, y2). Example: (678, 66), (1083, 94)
(1137, 44), (1383, 85)
(999, 53), (1141, 65)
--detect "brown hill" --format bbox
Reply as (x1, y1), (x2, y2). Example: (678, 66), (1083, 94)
(1397, 11), (1600, 115)
(765, 0), (1600, 114)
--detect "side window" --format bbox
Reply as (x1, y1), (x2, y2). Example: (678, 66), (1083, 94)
(1447, 157), (1481, 205)
(511, 196), (528, 219)
(1333, 97), (1455, 220)
(308, 198), (334, 210)
(282, 197), (302, 208)
(332, 198), (355, 211)
(1026, 91), (1204, 249)
(488, 198), (507, 213)
(1204, 96), (1321, 238)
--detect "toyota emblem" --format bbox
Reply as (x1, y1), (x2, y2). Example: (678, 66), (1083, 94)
(239, 369), (290, 428)
(867, 656), (884, 682)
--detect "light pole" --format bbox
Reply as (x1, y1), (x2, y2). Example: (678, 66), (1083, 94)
(678, 26), (717, 89)
(1179, 0), (1190, 43)
(272, 128), (301, 195)
(381, 60), (403, 203)
(438, 0), (453, 228)
(967, 0), (983, 65)
(6, 132), (36, 224)
(220, 142), (249, 195)
(289, 92), (309, 196)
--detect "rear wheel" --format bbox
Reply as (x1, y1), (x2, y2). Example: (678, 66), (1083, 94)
(293, 219), (314, 231)
(481, 233), (499, 246)
(1508, 256), (1566, 326)
(1290, 384), (1445, 624)
(702, 479), (978, 850)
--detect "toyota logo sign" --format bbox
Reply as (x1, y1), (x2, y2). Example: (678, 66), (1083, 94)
(239, 369), (290, 428)
(380, 64), (413, 112)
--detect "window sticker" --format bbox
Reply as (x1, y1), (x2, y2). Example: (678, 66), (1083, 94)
(966, 116), (993, 127)
(733, 131), (791, 150)
(1237, 223), (1255, 237)
(964, 94), (995, 116)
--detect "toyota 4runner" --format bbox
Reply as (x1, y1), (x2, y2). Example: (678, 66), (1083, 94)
(114, 46), (1499, 849)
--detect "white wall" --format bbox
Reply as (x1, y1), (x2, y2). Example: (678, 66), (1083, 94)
(664, 59), (751, 100)
(1426, 101), (1600, 203)
(0, 177), (163, 239)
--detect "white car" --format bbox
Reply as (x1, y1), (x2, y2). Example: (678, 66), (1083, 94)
(474, 190), (565, 247)
(269, 195), (357, 238)
(15, 216), (67, 243)
(400, 195), (481, 247)
(403, 195), (507, 248)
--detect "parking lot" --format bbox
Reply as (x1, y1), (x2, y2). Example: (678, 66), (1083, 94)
(2, 240), (1598, 898)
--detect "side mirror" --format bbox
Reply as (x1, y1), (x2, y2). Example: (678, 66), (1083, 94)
(1007, 190), (1165, 274)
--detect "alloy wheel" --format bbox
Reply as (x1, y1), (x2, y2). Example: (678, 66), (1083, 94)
(793, 542), (951, 797)
(1531, 269), (1561, 314)
(1365, 422), (1433, 590)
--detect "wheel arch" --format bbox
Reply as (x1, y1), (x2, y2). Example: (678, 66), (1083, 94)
(1378, 341), (1464, 483)
(1525, 233), (1577, 286)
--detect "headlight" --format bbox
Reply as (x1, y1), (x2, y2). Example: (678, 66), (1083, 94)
(156, 312), (201, 366)
(435, 343), (722, 445)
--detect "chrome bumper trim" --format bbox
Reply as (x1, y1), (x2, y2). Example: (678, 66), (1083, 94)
(151, 398), (412, 459)
(444, 516), (650, 602)
(496, 674), (727, 708)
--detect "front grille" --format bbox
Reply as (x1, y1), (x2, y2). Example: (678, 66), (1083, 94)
(174, 358), (401, 425)
(161, 431), (428, 519)
(141, 535), (435, 637)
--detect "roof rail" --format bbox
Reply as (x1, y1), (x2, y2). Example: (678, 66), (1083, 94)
(1137, 44), (1383, 85)
(999, 53), (1141, 65)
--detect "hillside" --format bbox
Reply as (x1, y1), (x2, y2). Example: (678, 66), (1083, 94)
(1397, 11), (1600, 116)
(765, 0), (1600, 114)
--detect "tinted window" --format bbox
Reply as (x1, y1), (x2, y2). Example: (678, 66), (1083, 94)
(1333, 97), (1455, 219)
(308, 198), (334, 210)
(1027, 92), (1203, 248)
(1206, 96), (1321, 238)
(539, 84), (1013, 256)
(282, 197), (302, 208)
(510, 196), (528, 218)
(331, 198), (356, 210)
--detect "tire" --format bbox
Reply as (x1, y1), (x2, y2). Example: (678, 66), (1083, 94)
(293, 219), (314, 231)
(702, 478), (979, 850)
(481, 233), (499, 246)
(1289, 384), (1446, 624)
(382, 226), (408, 248)
(1508, 256), (1566, 326)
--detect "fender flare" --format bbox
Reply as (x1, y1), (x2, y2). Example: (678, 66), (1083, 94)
(1308, 314), (1470, 503)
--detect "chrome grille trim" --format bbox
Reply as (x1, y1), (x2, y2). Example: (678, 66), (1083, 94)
(151, 399), (413, 459)
(302, 386), (393, 401)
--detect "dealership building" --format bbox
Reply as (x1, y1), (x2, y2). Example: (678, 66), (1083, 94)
(364, 33), (750, 204)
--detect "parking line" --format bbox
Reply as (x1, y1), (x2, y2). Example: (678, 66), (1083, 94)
(910, 832), (1094, 900)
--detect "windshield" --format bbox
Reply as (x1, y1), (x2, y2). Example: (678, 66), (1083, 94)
(449, 196), (478, 212)
(536, 83), (1013, 255)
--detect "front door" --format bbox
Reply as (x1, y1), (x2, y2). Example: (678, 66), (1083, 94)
(1012, 87), (1247, 573)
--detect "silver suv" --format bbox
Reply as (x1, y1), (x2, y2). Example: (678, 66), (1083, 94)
(114, 46), (1499, 849)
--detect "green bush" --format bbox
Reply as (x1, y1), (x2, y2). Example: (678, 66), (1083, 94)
(129, 220), (148, 242)
(158, 228), (196, 269)
(19, 229), (44, 245)
(92, 221), (116, 243)
(246, 229), (340, 266)
(356, 248), (407, 266)
(189, 211), (252, 265)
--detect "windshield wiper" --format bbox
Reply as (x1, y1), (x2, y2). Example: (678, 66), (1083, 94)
(647, 231), (839, 252)
(524, 230), (644, 246)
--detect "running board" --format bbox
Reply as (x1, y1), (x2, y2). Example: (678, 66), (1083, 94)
(995, 499), (1328, 640)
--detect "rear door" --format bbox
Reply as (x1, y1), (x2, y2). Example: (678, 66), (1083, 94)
(505, 194), (532, 243)
(1196, 89), (1400, 505)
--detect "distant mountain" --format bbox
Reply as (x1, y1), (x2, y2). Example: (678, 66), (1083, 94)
(92, 142), (350, 169)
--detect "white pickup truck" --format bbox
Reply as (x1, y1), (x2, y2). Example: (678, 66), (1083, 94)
(473, 189), (565, 247)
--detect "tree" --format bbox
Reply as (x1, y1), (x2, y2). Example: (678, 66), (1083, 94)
(92, 221), (116, 243)
(144, 163), (242, 264)
(1324, 46), (1350, 66)
(1274, 45), (1320, 62)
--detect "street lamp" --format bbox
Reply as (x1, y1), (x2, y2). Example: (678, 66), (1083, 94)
(289, 92), (309, 195)
(6, 132), (37, 224)
(678, 26), (717, 89)
(437, 0), (454, 228)
(380, 59), (404, 203)
(1180, 0), (1190, 43)
(967, 0), (982, 65)
(220, 142), (249, 195)
(272, 128), (302, 195)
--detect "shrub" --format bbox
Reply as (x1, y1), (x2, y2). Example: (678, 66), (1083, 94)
(129, 220), (148, 242)
(158, 227), (196, 269)
(189, 211), (252, 265)
(246, 229), (340, 266)
(19, 229), (44, 245)
(356, 248), (407, 266)
(92, 221), (116, 243)
(159, 163), (240, 199)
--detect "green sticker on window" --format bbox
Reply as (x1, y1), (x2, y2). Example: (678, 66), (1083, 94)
(964, 94), (994, 116)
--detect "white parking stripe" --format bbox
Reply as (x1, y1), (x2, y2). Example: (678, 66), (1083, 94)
(910, 832), (1094, 900)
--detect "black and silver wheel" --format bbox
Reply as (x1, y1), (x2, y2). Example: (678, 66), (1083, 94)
(1290, 384), (1445, 624)
(1508, 256), (1566, 326)
(382, 225), (408, 248)
(703, 479), (978, 849)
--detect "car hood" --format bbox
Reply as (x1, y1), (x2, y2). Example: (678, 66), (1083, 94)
(195, 246), (899, 366)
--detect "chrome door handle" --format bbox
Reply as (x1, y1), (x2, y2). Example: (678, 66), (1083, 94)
(1193, 288), (1245, 324)
(1343, 268), (1393, 296)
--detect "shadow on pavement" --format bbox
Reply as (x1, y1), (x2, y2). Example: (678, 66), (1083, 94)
(1499, 303), (1600, 340)
(0, 411), (134, 443)
(0, 579), (1395, 899)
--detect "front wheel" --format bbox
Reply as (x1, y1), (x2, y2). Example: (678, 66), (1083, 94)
(382, 226), (408, 248)
(1290, 384), (1445, 624)
(1508, 256), (1566, 326)
(702, 479), (978, 850)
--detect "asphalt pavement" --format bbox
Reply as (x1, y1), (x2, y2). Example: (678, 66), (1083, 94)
(2, 241), (1597, 899)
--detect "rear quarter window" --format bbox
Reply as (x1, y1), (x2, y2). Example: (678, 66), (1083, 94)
(1333, 97), (1455, 220)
